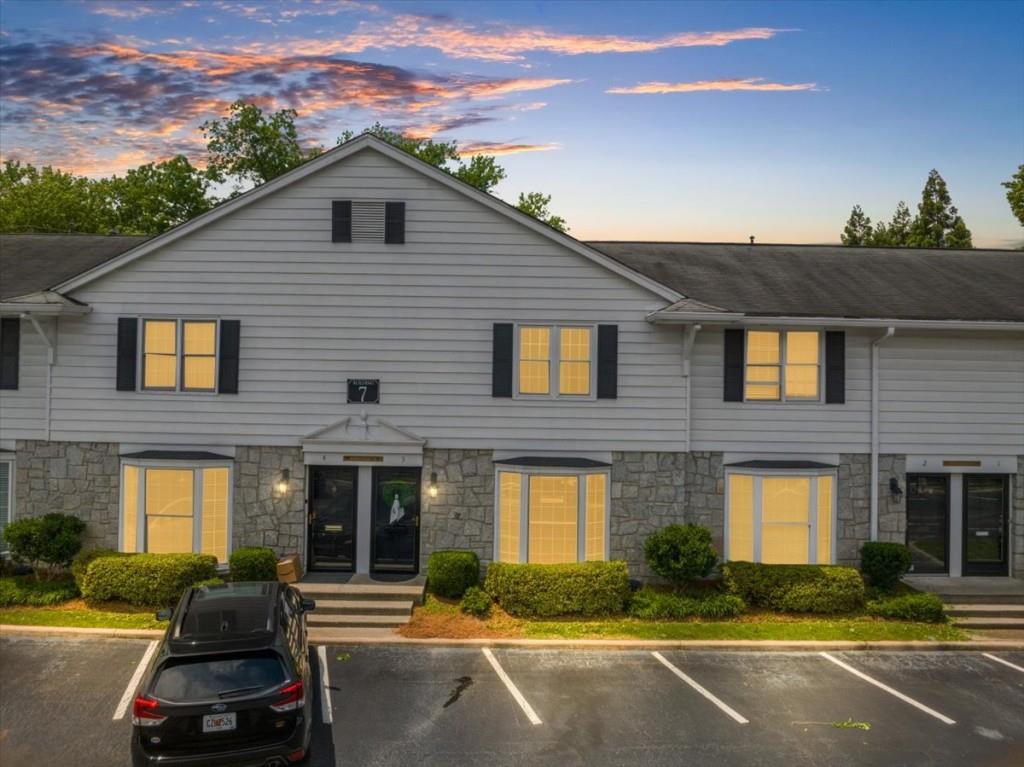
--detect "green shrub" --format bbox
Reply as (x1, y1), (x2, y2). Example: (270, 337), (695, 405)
(627, 588), (744, 620)
(427, 550), (480, 599)
(81, 553), (218, 606)
(860, 542), (913, 592)
(0, 576), (80, 606)
(4, 514), (87, 574)
(194, 577), (227, 589)
(459, 586), (493, 618)
(484, 561), (630, 618)
(867, 593), (946, 623)
(722, 561), (865, 614)
(229, 547), (278, 582)
(71, 549), (132, 590)
(644, 525), (718, 588)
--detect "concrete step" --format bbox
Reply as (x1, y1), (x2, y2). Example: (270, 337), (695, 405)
(944, 604), (1024, 619)
(307, 613), (411, 629)
(296, 582), (425, 605)
(932, 594), (1024, 605)
(310, 599), (414, 616)
(309, 626), (400, 644)
(951, 616), (1024, 630)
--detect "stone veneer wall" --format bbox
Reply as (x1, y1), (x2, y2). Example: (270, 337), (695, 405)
(419, 449), (495, 573)
(611, 452), (688, 579)
(14, 440), (121, 549)
(682, 451), (725, 555)
(1014, 457), (1024, 577)
(232, 446), (306, 557)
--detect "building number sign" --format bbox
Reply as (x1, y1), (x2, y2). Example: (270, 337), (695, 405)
(347, 379), (380, 404)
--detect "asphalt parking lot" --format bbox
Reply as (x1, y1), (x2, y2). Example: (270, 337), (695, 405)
(1, 637), (1022, 767)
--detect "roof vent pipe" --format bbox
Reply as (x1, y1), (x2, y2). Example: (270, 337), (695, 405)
(749, 235), (755, 244)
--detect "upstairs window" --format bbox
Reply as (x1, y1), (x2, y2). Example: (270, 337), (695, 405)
(516, 325), (594, 397)
(745, 330), (820, 401)
(143, 319), (218, 392)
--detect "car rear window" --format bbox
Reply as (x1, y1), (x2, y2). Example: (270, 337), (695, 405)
(152, 652), (286, 702)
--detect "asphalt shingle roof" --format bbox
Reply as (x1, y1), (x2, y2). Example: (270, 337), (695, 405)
(0, 233), (149, 300)
(587, 241), (1024, 322)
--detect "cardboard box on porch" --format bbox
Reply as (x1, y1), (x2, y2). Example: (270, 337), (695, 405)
(277, 553), (301, 583)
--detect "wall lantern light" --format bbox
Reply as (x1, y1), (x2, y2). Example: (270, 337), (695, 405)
(428, 472), (438, 499)
(276, 468), (291, 495)
(889, 477), (903, 502)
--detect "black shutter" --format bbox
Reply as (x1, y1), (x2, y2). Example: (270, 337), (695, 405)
(492, 323), (513, 397)
(596, 324), (618, 399)
(218, 320), (241, 394)
(723, 328), (745, 402)
(825, 331), (846, 404)
(384, 201), (405, 244)
(0, 317), (20, 390)
(331, 200), (352, 243)
(115, 317), (138, 391)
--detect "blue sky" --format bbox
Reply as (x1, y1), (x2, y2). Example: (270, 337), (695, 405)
(1, 0), (1021, 246)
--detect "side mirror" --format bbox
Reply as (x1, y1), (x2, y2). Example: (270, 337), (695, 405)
(301, 598), (316, 613)
(155, 608), (172, 621)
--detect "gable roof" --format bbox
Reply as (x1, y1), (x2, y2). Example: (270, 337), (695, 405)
(49, 135), (680, 302)
(0, 233), (148, 300)
(588, 241), (1024, 324)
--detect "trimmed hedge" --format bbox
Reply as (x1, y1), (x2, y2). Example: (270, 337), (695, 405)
(644, 525), (718, 587)
(81, 553), (218, 606)
(4, 513), (87, 572)
(229, 547), (278, 582)
(867, 593), (946, 623)
(860, 542), (912, 592)
(427, 550), (480, 599)
(72, 549), (132, 590)
(459, 586), (493, 618)
(484, 561), (630, 618)
(627, 588), (745, 620)
(722, 561), (866, 614)
(0, 576), (80, 606)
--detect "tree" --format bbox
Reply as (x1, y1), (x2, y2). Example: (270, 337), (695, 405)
(907, 169), (972, 248)
(102, 155), (213, 234)
(515, 192), (567, 232)
(1003, 164), (1024, 228)
(841, 205), (872, 246)
(0, 160), (112, 233)
(886, 201), (913, 247)
(202, 101), (322, 190)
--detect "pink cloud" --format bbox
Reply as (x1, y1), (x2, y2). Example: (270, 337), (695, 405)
(607, 78), (819, 94)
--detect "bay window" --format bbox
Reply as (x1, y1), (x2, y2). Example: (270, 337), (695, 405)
(744, 330), (821, 401)
(516, 325), (594, 397)
(496, 469), (608, 563)
(726, 471), (835, 564)
(121, 462), (231, 562)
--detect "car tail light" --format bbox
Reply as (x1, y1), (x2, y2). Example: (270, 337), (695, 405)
(270, 680), (304, 712)
(131, 695), (167, 726)
(287, 748), (307, 763)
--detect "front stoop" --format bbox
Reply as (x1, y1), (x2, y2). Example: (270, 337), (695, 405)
(945, 604), (1024, 631)
(296, 579), (424, 638)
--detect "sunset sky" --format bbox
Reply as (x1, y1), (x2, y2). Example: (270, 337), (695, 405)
(1, 0), (1022, 246)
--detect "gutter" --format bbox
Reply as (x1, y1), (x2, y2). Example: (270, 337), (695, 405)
(681, 324), (701, 455)
(646, 312), (1024, 332)
(870, 327), (895, 541)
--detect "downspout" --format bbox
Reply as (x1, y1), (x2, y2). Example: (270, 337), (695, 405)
(22, 313), (55, 441)
(870, 326), (895, 541)
(682, 324), (701, 455)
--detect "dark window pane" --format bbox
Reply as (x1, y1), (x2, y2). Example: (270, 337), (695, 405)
(906, 475), (948, 574)
(153, 653), (284, 702)
(964, 476), (1007, 567)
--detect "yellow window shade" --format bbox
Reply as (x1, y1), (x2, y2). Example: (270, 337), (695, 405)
(528, 475), (578, 564)
(746, 331), (780, 364)
(816, 476), (833, 565)
(518, 326), (551, 394)
(498, 472), (522, 563)
(122, 465), (139, 553)
(184, 357), (216, 391)
(144, 320), (177, 355)
(785, 331), (819, 365)
(201, 468), (229, 563)
(183, 322), (216, 355)
(147, 516), (194, 555)
(761, 477), (810, 564)
(559, 327), (592, 394)
(785, 364), (819, 399)
(727, 474), (754, 561)
(145, 469), (194, 553)
(585, 474), (606, 561)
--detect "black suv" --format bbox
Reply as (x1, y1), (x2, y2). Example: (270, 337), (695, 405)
(130, 582), (316, 767)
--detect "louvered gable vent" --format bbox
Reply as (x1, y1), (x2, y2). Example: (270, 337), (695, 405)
(333, 200), (405, 243)
(351, 201), (386, 242)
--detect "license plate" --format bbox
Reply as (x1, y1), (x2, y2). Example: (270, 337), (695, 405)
(202, 712), (236, 733)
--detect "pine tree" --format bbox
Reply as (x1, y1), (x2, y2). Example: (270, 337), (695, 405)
(841, 205), (872, 246)
(886, 201), (912, 247)
(908, 169), (972, 248)
(945, 217), (973, 249)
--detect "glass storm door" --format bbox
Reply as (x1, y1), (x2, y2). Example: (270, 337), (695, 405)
(371, 467), (421, 573)
(906, 474), (949, 574)
(309, 466), (358, 570)
(963, 475), (1009, 576)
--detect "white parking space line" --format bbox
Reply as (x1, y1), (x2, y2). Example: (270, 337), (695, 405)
(982, 653), (1024, 674)
(651, 652), (749, 725)
(819, 652), (955, 725)
(482, 648), (542, 725)
(317, 645), (333, 724)
(113, 640), (159, 721)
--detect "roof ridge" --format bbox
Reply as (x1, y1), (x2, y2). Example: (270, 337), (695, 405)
(585, 240), (1022, 254)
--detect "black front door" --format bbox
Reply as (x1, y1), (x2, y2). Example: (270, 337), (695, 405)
(371, 467), (421, 573)
(308, 466), (358, 571)
(906, 474), (949, 574)
(963, 475), (1009, 576)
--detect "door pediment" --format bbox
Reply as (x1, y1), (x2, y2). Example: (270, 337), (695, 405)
(302, 413), (424, 466)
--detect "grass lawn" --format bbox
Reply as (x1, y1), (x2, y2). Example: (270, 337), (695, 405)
(399, 595), (968, 642)
(0, 599), (167, 630)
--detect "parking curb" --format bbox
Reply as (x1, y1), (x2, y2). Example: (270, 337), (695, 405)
(4, 624), (1023, 651)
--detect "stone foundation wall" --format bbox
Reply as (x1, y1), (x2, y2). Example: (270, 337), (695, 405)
(232, 446), (306, 557)
(611, 451), (688, 580)
(683, 451), (725, 554)
(14, 440), (120, 549)
(420, 449), (494, 573)
(1014, 457), (1024, 577)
